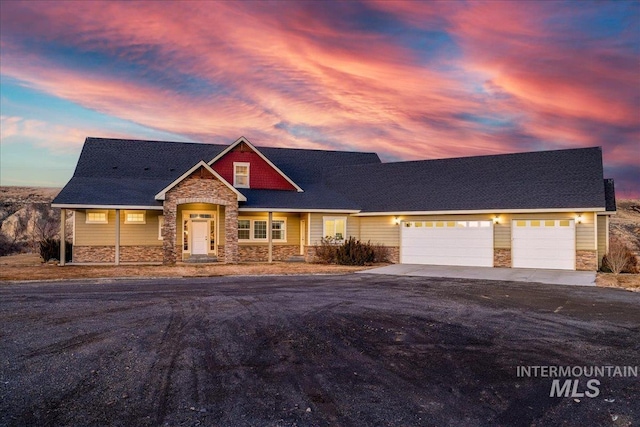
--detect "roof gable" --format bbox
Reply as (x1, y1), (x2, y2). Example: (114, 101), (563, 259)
(154, 161), (247, 202)
(209, 137), (303, 192)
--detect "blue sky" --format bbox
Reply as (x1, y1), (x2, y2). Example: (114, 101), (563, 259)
(1, 0), (638, 197)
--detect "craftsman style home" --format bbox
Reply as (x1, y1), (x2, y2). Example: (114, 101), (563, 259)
(52, 137), (616, 270)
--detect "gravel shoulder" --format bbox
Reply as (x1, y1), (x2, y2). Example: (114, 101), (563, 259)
(1, 275), (638, 426)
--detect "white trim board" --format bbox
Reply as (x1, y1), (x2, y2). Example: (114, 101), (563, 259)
(208, 136), (304, 192)
(52, 204), (163, 210)
(355, 207), (606, 216)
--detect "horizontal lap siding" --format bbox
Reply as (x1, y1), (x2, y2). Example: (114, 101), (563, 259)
(597, 215), (607, 264)
(359, 217), (398, 246)
(75, 210), (162, 246)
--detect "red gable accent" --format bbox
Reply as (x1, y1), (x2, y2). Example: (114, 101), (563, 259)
(211, 146), (296, 191)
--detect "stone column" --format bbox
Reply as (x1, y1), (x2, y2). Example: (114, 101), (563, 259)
(224, 202), (239, 264)
(162, 201), (177, 265)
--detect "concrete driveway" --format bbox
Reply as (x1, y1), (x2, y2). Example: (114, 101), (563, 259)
(361, 264), (596, 286)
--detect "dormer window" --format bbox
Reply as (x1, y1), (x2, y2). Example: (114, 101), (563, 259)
(234, 162), (250, 188)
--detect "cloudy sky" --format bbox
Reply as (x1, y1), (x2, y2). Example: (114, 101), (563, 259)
(1, 1), (638, 197)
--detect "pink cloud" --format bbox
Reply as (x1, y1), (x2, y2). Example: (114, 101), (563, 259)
(1, 1), (638, 195)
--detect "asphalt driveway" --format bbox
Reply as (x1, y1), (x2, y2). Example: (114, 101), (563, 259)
(0, 274), (638, 426)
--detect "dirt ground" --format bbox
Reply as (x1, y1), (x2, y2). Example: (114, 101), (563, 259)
(0, 275), (638, 426)
(0, 254), (371, 281)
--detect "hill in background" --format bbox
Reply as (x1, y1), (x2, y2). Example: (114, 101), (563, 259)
(0, 186), (638, 264)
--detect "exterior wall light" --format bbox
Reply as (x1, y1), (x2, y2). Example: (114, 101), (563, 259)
(493, 215), (500, 224)
(394, 216), (401, 225)
(576, 214), (583, 224)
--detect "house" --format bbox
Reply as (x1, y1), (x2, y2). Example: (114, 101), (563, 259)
(52, 137), (616, 271)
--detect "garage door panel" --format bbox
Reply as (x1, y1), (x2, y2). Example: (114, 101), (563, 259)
(400, 221), (493, 267)
(512, 220), (575, 270)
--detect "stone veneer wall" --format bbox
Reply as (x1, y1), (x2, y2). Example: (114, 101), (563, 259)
(238, 245), (300, 262)
(494, 249), (511, 268)
(73, 246), (162, 263)
(73, 246), (115, 263)
(162, 173), (238, 265)
(121, 246), (163, 263)
(576, 250), (598, 271)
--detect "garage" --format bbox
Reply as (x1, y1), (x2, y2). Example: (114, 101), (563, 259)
(400, 220), (494, 267)
(511, 219), (575, 270)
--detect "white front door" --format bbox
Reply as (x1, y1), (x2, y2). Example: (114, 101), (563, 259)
(191, 221), (208, 255)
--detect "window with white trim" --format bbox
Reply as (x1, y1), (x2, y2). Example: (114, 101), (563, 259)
(234, 162), (250, 188)
(238, 220), (251, 240)
(158, 215), (164, 240)
(238, 218), (286, 242)
(86, 210), (108, 224)
(125, 210), (146, 224)
(323, 216), (346, 241)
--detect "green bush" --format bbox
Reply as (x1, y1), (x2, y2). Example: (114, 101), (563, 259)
(39, 238), (72, 263)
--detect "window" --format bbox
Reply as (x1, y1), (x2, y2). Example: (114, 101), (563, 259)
(254, 220), (267, 239)
(234, 162), (250, 188)
(238, 220), (251, 240)
(125, 210), (146, 224)
(323, 216), (346, 241)
(158, 215), (164, 240)
(238, 218), (287, 241)
(86, 210), (108, 224)
(272, 220), (285, 240)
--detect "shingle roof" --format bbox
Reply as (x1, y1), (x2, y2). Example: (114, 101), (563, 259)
(53, 137), (380, 209)
(604, 179), (617, 212)
(323, 147), (608, 212)
(53, 138), (610, 212)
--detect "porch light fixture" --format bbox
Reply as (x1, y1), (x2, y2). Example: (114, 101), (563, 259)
(493, 215), (500, 224)
(394, 216), (401, 225)
(576, 214), (583, 224)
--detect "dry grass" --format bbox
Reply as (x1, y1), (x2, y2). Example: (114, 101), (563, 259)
(0, 253), (375, 282)
(596, 273), (640, 292)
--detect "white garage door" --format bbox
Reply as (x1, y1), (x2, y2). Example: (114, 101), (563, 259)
(512, 219), (575, 270)
(400, 220), (494, 267)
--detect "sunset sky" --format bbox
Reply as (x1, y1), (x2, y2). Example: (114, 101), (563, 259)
(1, 1), (638, 197)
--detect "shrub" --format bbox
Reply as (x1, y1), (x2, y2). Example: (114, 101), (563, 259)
(602, 238), (638, 274)
(315, 237), (338, 264)
(336, 237), (375, 265)
(39, 238), (73, 263)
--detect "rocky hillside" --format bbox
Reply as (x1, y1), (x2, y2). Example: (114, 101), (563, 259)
(0, 187), (64, 255)
(610, 199), (640, 262)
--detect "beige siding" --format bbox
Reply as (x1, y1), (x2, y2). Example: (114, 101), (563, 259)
(597, 215), (608, 265)
(359, 216), (399, 246)
(75, 209), (163, 246)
